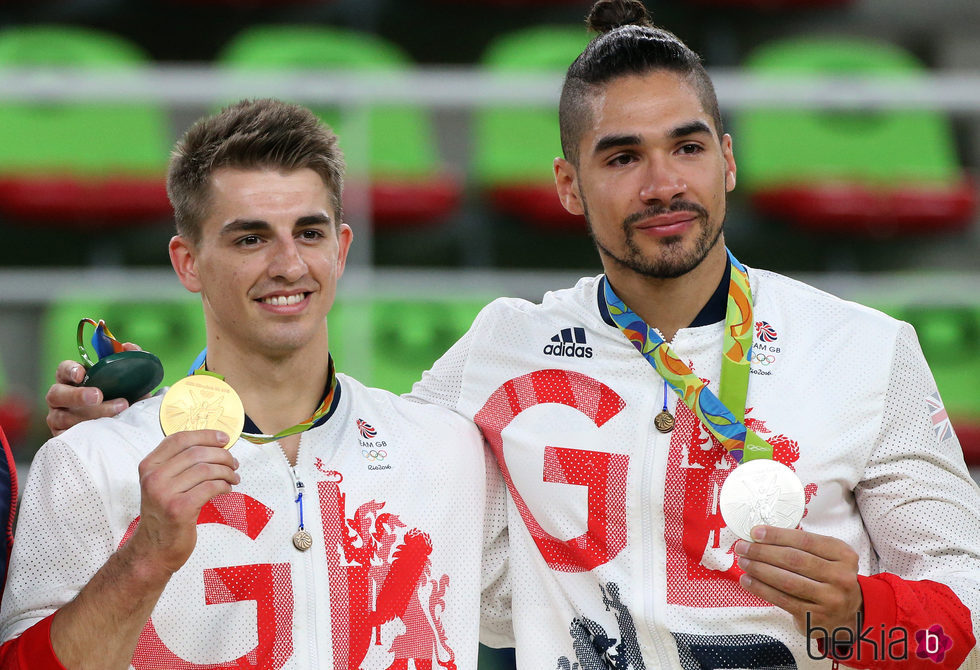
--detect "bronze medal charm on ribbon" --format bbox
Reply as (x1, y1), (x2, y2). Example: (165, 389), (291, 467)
(292, 529), (313, 551)
(653, 410), (675, 433)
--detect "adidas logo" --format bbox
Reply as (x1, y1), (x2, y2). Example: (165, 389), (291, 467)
(543, 327), (593, 358)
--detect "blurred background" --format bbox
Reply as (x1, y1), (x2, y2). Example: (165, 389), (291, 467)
(0, 1), (976, 661)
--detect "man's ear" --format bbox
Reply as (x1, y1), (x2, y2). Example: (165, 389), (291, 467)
(722, 133), (737, 192)
(334, 222), (353, 279)
(554, 157), (585, 216)
(169, 235), (202, 293)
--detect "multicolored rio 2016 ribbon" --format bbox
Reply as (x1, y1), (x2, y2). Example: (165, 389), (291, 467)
(76, 318), (127, 365)
(604, 248), (772, 463)
(193, 356), (338, 445)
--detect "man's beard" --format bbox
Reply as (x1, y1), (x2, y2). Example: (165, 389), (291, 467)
(584, 195), (724, 280)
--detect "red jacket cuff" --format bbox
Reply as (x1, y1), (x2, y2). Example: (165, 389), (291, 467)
(0, 613), (66, 670)
(818, 574), (975, 669)
(856, 573), (898, 630)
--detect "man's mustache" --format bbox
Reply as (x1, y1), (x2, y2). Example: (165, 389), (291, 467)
(622, 201), (708, 228)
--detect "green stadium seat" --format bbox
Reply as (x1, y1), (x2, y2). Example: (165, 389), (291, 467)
(41, 296), (207, 404)
(219, 26), (460, 229)
(328, 296), (490, 395)
(0, 26), (172, 227)
(474, 26), (590, 231)
(871, 303), (980, 463)
(736, 37), (976, 235)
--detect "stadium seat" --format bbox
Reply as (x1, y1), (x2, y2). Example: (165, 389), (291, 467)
(0, 26), (172, 228)
(474, 26), (590, 232)
(328, 296), (490, 394)
(871, 303), (980, 463)
(41, 296), (207, 403)
(219, 26), (460, 230)
(735, 37), (976, 236)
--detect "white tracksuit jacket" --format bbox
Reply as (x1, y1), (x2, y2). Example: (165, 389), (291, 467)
(1, 373), (502, 670)
(409, 268), (980, 670)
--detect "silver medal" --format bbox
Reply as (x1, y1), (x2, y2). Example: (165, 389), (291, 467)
(719, 459), (805, 542)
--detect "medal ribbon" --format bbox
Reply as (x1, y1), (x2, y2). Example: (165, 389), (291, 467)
(193, 357), (338, 445)
(76, 318), (126, 367)
(604, 248), (772, 463)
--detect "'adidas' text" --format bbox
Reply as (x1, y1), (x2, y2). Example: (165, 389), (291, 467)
(544, 327), (593, 358)
(543, 343), (593, 358)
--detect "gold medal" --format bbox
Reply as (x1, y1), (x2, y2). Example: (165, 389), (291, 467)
(159, 375), (245, 449)
(292, 530), (313, 551)
(654, 410), (675, 433)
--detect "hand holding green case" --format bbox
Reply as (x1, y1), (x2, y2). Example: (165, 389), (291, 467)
(77, 318), (164, 404)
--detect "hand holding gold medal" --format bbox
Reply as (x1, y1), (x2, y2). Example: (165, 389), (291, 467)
(158, 373), (313, 553)
(159, 374), (245, 448)
(159, 361), (341, 553)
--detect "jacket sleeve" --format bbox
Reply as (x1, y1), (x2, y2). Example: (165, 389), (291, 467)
(479, 441), (513, 648)
(404, 299), (497, 414)
(402, 301), (517, 646)
(818, 574), (973, 669)
(0, 439), (116, 647)
(846, 323), (980, 668)
(0, 613), (65, 670)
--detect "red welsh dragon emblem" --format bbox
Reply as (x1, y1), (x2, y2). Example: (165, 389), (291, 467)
(316, 462), (456, 670)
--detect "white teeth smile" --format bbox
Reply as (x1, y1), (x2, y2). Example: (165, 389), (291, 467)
(261, 293), (306, 306)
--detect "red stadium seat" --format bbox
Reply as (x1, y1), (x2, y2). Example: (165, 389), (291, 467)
(0, 352), (28, 452)
(958, 424), (980, 467)
(0, 395), (29, 451)
(687, 0), (852, 8)
(434, 0), (586, 4)
(167, 0), (323, 5)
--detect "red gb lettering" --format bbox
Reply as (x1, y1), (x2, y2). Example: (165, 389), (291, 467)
(119, 492), (294, 669)
(475, 369), (628, 572)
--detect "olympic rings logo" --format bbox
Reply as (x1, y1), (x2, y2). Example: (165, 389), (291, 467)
(754, 353), (776, 366)
(362, 449), (388, 461)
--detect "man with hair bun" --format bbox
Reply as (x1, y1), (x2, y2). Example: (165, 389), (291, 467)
(412, 0), (980, 667)
(41, 2), (980, 669)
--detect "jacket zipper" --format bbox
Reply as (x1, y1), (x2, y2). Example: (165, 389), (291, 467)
(284, 448), (320, 668)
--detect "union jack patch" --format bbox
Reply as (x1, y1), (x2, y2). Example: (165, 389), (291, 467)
(356, 418), (377, 440)
(755, 321), (778, 343)
(926, 392), (953, 442)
